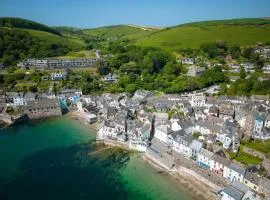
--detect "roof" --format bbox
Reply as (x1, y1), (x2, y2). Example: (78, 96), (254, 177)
(155, 125), (173, 135)
(181, 134), (194, 144)
(228, 163), (245, 175)
(189, 140), (203, 152)
(199, 148), (214, 158)
(27, 99), (60, 110)
(212, 154), (231, 166)
(222, 186), (245, 200)
(244, 166), (261, 186)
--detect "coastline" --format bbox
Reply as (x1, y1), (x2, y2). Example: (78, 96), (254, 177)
(67, 113), (219, 200)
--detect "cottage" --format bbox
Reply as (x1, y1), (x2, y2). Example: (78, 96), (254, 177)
(210, 154), (231, 177)
(189, 140), (203, 160)
(51, 72), (67, 81)
(26, 99), (62, 119)
(190, 95), (206, 107)
(103, 73), (118, 82)
(243, 166), (261, 192)
(23, 92), (36, 103)
(218, 181), (251, 200)
(6, 92), (25, 107)
(177, 134), (194, 158)
(154, 124), (173, 144)
(197, 148), (214, 170)
(219, 104), (235, 120)
(224, 163), (245, 183)
(187, 65), (205, 77)
(182, 58), (194, 65)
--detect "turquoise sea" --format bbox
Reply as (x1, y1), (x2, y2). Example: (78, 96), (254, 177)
(0, 117), (194, 200)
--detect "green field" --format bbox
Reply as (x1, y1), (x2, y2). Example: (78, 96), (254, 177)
(136, 25), (270, 50)
(20, 28), (85, 49)
(83, 25), (158, 39)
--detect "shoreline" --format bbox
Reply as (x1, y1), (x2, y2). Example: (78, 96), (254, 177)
(53, 113), (219, 200)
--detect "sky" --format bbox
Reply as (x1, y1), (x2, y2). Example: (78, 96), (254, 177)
(0, 0), (270, 28)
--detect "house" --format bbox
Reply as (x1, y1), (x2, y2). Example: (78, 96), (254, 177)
(51, 72), (67, 81)
(103, 73), (118, 82)
(187, 65), (205, 77)
(85, 113), (98, 124)
(211, 153), (231, 177)
(169, 129), (187, 152)
(154, 124), (173, 144)
(23, 92), (36, 103)
(224, 163), (245, 183)
(241, 62), (255, 73)
(262, 64), (270, 74)
(170, 118), (182, 131)
(253, 113), (267, 139)
(218, 181), (251, 200)
(182, 58), (194, 65)
(133, 90), (152, 100)
(190, 95), (206, 107)
(18, 58), (100, 69)
(26, 99), (62, 119)
(153, 101), (169, 112)
(219, 104), (235, 120)
(177, 134), (194, 158)
(197, 148), (214, 170)
(189, 140), (203, 161)
(259, 177), (270, 197)
(243, 166), (261, 192)
(99, 120), (117, 138)
(6, 92), (25, 107)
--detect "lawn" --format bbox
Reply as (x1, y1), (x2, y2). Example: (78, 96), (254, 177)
(136, 25), (270, 50)
(242, 139), (270, 155)
(231, 146), (263, 166)
(20, 28), (85, 49)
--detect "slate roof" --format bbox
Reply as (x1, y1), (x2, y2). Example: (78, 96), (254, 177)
(199, 148), (214, 158)
(189, 140), (203, 152)
(228, 163), (245, 175)
(222, 186), (245, 200)
(212, 154), (231, 166)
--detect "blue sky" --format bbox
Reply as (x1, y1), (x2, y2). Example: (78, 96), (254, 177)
(0, 0), (270, 28)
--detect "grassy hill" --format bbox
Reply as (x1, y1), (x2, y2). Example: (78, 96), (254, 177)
(83, 25), (158, 40)
(21, 28), (85, 49)
(136, 18), (270, 51)
(0, 17), (61, 36)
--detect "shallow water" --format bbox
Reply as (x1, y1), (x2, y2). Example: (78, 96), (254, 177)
(0, 117), (193, 200)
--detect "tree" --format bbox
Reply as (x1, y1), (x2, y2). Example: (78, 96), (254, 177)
(240, 67), (246, 79)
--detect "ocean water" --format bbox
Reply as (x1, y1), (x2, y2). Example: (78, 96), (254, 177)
(0, 117), (193, 200)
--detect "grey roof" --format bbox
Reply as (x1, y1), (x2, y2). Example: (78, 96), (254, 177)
(199, 148), (214, 158)
(189, 140), (203, 152)
(222, 186), (245, 200)
(244, 166), (261, 186)
(27, 99), (60, 110)
(23, 92), (36, 99)
(212, 154), (231, 166)
(228, 163), (245, 175)
(181, 134), (193, 144)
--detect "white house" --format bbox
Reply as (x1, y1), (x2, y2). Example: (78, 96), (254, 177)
(224, 163), (245, 183)
(182, 58), (194, 65)
(170, 118), (182, 131)
(154, 125), (173, 144)
(190, 95), (206, 107)
(189, 140), (203, 161)
(218, 182), (251, 200)
(197, 148), (214, 170)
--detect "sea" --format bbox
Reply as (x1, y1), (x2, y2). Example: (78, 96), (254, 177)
(0, 116), (194, 200)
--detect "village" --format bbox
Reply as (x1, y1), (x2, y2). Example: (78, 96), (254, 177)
(0, 85), (270, 200)
(0, 44), (270, 200)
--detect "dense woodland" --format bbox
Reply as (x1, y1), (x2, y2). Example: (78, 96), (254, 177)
(0, 28), (71, 66)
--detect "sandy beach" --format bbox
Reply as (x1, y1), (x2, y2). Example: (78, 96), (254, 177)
(143, 154), (219, 200)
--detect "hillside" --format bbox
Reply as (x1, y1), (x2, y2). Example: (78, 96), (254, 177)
(0, 17), (61, 36)
(136, 18), (270, 51)
(83, 25), (157, 40)
(21, 28), (85, 49)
